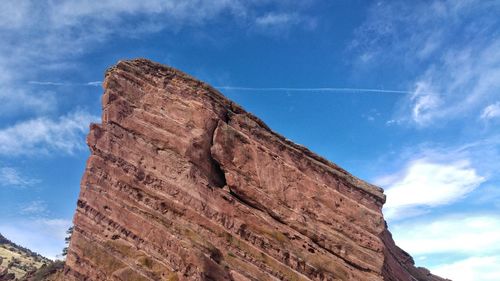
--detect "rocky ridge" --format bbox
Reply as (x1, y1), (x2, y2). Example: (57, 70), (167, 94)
(61, 59), (448, 281)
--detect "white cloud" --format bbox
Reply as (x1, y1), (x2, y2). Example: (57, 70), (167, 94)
(255, 12), (302, 27)
(0, 0), (310, 61)
(0, 0), (31, 29)
(0, 0), (250, 33)
(20, 200), (48, 215)
(49, 0), (245, 28)
(392, 215), (500, 256)
(431, 255), (500, 281)
(351, 0), (497, 63)
(352, 0), (500, 126)
(0, 167), (40, 187)
(0, 88), (57, 117)
(361, 108), (381, 122)
(389, 215), (500, 281)
(409, 81), (441, 126)
(405, 40), (500, 125)
(0, 0), (315, 61)
(253, 11), (316, 34)
(255, 13), (296, 26)
(481, 102), (500, 120)
(0, 1), (314, 116)
(378, 158), (485, 220)
(0, 110), (99, 156)
(0, 218), (72, 260)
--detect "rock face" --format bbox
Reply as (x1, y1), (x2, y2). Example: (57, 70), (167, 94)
(63, 59), (447, 281)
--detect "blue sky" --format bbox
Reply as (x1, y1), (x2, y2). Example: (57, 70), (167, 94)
(0, 1), (499, 280)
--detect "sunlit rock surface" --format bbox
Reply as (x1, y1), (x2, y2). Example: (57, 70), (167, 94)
(62, 59), (448, 281)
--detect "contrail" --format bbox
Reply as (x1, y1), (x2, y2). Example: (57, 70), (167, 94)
(28, 81), (102, 87)
(85, 81), (102, 86)
(28, 81), (410, 94)
(28, 81), (67, 86)
(215, 86), (411, 94)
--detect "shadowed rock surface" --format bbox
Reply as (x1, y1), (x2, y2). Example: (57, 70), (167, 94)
(61, 59), (448, 281)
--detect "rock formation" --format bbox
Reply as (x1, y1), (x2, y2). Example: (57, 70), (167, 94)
(62, 59), (448, 281)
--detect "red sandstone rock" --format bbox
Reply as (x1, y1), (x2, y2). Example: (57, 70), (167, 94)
(62, 59), (448, 281)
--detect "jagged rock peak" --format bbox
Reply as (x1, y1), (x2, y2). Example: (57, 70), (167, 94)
(62, 58), (447, 281)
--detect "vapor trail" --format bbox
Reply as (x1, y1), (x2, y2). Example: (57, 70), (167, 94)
(215, 86), (411, 94)
(28, 81), (410, 94)
(28, 81), (67, 86)
(28, 81), (102, 87)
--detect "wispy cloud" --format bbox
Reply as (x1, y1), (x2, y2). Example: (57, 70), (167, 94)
(371, 133), (500, 217)
(0, 0), (313, 63)
(377, 158), (485, 220)
(391, 213), (500, 281)
(20, 200), (48, 215)
(389, 214), (500, 281)
(408, 81), (441, 126)
(0, 1), (314, 118)
(0, 167), (40, 188)
(405, 39), (500, 126)
(431, 255), (500, 281)
(362, 109), (381, 122)
(0, 110), (99, 156)
(481, 102), (500, 120)
(255, 13), (300, 27)
(352, 0), (500, 126)
(392, 215), (500, 256)
(253, 12), (316, 33)
(0, 88), (57, 117)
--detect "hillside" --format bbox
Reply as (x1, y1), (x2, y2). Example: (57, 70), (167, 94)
(0, 233), (50, 280)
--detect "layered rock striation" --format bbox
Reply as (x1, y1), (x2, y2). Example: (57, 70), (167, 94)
(63, 59), (447, 281)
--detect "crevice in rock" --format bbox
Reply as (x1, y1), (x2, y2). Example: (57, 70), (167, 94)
(227, 188), (265, 213)
(208, 154), (227, 188)
(207, 111), (377, 276)
(207, 114), (229, 189)
(64, 59), (448, 281)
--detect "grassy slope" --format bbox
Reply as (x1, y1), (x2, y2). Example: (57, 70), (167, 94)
(0, 233), (51, 280)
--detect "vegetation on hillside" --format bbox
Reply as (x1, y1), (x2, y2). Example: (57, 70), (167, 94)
(19, 260), (65, 281)
(0, 233), (51, 280)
